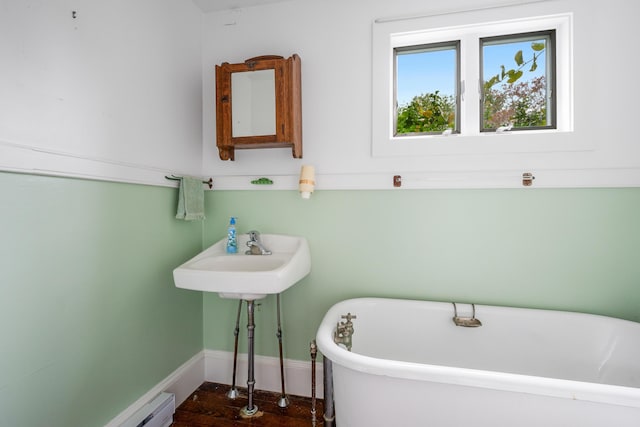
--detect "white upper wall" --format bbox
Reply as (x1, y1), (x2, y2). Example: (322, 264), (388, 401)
(2, 0), (638, 189)
(192, 0), (297, 13)
(0, 0), (203, 185)
(201, 0), (640, 189)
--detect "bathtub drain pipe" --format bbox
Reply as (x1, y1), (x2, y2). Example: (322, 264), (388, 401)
(323, 356), (335, 427)
(310, 340), (317, 425)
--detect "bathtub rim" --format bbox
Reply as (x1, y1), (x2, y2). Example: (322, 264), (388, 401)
(316, 297), (640, 410)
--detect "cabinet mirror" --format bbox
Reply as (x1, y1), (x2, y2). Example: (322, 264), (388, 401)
(215, 55), (302, 161)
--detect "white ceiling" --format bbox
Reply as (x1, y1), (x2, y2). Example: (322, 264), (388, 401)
(191, 0), (293, 13)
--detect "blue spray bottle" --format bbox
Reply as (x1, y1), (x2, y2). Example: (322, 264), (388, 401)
(226, 217), (237, 254)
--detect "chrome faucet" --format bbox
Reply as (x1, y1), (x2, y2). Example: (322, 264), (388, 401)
(245, 230), (272, 255)
(334, 313), (357, 351)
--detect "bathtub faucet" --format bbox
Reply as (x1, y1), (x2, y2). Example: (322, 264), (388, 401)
(334, 313), (357, 351)
(245, 231), (272, 255)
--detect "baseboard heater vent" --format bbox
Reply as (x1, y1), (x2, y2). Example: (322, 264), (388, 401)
(120, 392), (175, 427)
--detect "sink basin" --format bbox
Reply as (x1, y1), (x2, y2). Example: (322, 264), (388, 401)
(173, 234), (311, 300)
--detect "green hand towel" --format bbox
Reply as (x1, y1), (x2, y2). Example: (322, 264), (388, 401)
(175, 176), (205, 221)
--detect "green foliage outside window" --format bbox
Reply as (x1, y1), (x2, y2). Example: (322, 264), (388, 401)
(396, 91), (456, 134)
(483, 76), (547, 129)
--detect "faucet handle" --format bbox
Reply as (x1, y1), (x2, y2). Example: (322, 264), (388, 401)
(247, 230), (260, 241)
(341, 313), (357, 323)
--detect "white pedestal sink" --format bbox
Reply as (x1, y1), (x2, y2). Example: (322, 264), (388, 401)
(172, 233), (311, 417)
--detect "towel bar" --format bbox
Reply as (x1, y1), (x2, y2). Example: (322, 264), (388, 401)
(165, 175), (213, 189)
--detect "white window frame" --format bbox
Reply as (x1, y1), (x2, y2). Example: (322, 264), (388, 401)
(372, 13), (575, 157)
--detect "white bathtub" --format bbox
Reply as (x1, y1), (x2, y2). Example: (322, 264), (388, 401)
(316, 298), (640, 427)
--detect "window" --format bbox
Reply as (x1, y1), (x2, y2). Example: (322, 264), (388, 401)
(372, 13), (573, 157)
(395, 42), (460, 135)
(480, 31), (555, 132)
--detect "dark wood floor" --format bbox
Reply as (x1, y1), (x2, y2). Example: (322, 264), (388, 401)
(173, 382), (324, 426)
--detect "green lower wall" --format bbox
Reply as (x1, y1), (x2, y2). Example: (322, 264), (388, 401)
(0, 172), (204, 427)
(203, 188), (640, 361)
(2, 174), (638, 425)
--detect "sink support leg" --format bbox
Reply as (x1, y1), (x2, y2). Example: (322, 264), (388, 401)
(276, 293), (289, 407)
(240, 299), (259, 417)
(227, 299), (243, 399)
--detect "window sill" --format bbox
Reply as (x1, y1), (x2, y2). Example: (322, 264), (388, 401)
(372, 129), (590, 158)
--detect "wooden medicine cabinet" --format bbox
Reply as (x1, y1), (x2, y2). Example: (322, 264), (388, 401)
(215, 54), (302, 161)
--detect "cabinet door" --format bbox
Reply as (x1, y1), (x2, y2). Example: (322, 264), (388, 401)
(215, 55), (302, 161)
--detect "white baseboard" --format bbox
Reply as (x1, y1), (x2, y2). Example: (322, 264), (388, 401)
(204, 349), (323, 399)
(105, 349), (322, 426)
(105, 351), (205, 427)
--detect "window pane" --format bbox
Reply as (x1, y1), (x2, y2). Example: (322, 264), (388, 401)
(395, 42), (459, 135)
(481, 31), (554, 131)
